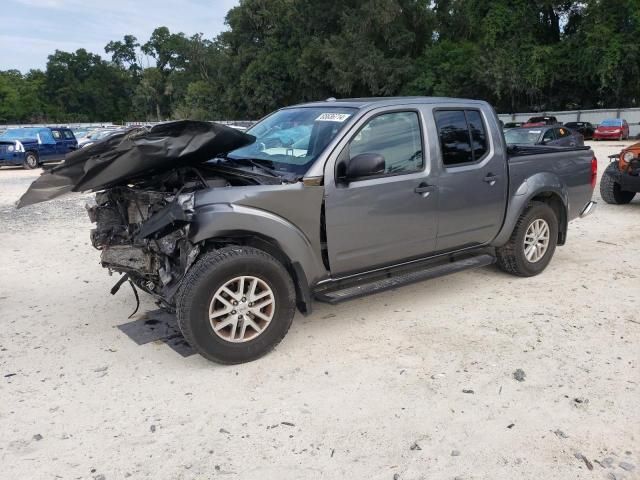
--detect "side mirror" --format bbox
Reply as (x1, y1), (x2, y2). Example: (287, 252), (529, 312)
(346, 153), (385, 180)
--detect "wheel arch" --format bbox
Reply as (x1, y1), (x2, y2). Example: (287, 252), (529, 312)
(189, 204), (328, 315)
(493, 182), (569, 247)
(201, 232), (314, 315)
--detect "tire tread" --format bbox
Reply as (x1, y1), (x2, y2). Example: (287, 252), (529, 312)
(600, 162), (635, 204)
(496, 201), (557, 277)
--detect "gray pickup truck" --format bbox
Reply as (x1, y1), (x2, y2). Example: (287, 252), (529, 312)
(19, 97), (597, 364)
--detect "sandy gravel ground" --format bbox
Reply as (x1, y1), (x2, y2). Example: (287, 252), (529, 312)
(0, 142), (638, 480)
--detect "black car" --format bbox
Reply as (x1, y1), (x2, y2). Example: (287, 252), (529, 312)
(564, 121), (595, 140)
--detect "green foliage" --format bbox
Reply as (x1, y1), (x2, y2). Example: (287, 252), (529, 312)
(2, 0), (640, 123)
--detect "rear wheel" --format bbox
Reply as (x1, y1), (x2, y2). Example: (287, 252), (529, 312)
(176, 246), (296, 364)
(496, 202), (559, 277)
(23, 152), (38, 169)
(600, 163), (636, 204)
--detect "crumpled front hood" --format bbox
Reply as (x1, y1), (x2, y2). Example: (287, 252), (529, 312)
(17, 120), (255, 208)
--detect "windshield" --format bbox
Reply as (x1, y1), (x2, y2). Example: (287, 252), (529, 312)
(0, 128), (40, 140)
(600, 119), (622, 127)
(227, 106), (356, 174)
(504, 128), (543, 145)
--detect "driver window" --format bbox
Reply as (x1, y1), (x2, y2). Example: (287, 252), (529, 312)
(347, 111), (423, 175)
(542, 129), (555, 143)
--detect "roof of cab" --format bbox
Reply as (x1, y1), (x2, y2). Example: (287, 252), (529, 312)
(287, 96), (489, 110)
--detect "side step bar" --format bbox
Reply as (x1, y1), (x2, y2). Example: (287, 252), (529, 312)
(314, 254), (495, 304)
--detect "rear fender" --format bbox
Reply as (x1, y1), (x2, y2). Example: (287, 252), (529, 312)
(492, 172), (569, 246)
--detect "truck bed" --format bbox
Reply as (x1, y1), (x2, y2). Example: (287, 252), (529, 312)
(506, 145), (595, 222)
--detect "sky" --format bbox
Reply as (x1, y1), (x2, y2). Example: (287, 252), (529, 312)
(0, 0), (240, 72)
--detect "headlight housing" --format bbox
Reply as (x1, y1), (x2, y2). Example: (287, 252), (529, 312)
(623, 151), (635, 162)
(7, 145), (14, 152)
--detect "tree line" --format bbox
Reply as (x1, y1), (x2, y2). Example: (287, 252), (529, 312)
(1, 0), (639, 124)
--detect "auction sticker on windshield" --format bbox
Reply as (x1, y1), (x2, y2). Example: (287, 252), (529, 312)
(315, 113), (351, 122)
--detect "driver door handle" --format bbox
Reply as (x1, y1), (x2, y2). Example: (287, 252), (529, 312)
(414, 183), (435, 197)
(483, 173), (499, 186)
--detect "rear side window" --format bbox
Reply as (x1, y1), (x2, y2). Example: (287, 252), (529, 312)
(38, 129), (56, 145)
(63, 130), (74, 139)
(466, 110), (487, 160)
(557, 127), (571, 138)
(434, 110), (489, 166)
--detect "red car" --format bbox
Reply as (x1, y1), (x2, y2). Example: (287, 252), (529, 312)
(522, 115), (559, 127)
(593, 119), (630, 140)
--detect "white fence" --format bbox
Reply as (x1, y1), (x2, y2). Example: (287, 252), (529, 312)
(6, 110), (640, 137)
(0, 120), (254, 130)
(498, 108), (640, 137)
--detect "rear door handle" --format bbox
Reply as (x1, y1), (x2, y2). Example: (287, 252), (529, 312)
(483, 174), (499, 186)
(414, 183), (435, 197)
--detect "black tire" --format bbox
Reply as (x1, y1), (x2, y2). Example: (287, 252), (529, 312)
(23, 152), (39, 169)
(600, 163), (636, 204)
(176, 246), (296, 364)
(496, 201), (559, 277)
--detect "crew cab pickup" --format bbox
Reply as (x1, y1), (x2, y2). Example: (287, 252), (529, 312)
(0, 127), (77, 169)
(18, 98), (597, 364)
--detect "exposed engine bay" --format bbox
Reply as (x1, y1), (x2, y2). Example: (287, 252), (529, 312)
(85, 165), (274, 310)
(16, 120), (270, 310)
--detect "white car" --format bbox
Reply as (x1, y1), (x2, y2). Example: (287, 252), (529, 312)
(78, 129), (122, 148)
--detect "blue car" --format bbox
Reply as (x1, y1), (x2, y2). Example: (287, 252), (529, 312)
(0, 127), (77, 169)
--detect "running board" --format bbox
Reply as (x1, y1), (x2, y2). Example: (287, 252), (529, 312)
(314, 254), (495, 304)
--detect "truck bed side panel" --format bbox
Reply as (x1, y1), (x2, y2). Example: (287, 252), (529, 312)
(492, 148), (594, 246)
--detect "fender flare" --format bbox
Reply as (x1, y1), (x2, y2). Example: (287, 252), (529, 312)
(189, 204), (328, 313)
(492, 172), (569, 247)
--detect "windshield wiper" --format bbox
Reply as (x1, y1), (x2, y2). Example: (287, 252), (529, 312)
(217, 156), (282, 178)
(221, 156), (305, 182)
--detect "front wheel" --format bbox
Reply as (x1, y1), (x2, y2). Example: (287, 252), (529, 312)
(496, 202), (559, 277)
(600, 163), (636, 204)
(23, 152), (39, 169)
(176, 246), (296, 364)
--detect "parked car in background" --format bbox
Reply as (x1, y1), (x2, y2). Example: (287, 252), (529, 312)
(593, 119), (629, 141)
(0, 127), (77, 169)
(78, 128), (122, 148)
(600, 142), (640, 204)
(564, 121), (595, 140)
(71, 127), (95, 140)
(503, 122), (524, 130)
(522, 116), (559, 127)
(504, 125), (584, 147)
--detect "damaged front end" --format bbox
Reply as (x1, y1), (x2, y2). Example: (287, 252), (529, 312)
(87, 184), (200, 310)
(16, 120), (258, 311)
